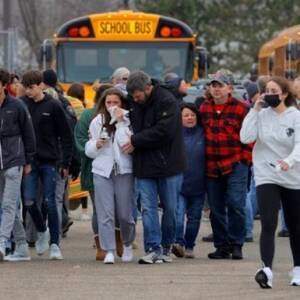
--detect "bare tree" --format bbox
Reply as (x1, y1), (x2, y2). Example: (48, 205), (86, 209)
(15, 0), (124, 69)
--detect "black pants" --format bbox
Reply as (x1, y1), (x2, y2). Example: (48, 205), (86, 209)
(256, 184), (300, 268)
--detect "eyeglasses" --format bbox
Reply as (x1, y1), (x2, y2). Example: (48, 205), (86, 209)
(122, 77), (128, 81)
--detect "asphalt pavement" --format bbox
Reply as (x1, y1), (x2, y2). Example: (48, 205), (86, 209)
(0, 214), (298, 300)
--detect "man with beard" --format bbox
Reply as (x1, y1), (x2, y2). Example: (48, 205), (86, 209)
(123, 71), (186, 264)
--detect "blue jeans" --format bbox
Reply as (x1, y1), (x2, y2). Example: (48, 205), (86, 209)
(175, 193), (205, 249)
(137, 174), (182, 253)
(245, 169), (257, 239)
(23, 162), (59, 245)
(207, 162), (248, 249)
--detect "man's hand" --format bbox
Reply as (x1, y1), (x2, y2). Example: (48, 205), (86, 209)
(23, 164), (32, 175)
(121, 141), (135, 154)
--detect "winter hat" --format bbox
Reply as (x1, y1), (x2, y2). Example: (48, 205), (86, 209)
(164, 72), (179, 82)
(111, 67), (130, 81)
(43, 69), (57, 88)
(244, 81), (259, 99)
(165, 77), (183, 89)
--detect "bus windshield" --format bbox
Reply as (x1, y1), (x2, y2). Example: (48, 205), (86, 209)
(56, 41), (193, 83)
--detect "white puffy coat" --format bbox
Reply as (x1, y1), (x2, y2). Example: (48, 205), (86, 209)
(85, 114), (132, 178)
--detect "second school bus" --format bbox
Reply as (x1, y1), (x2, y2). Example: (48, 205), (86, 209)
(258, 24), (300, 79)
(41, 10), (207, 205)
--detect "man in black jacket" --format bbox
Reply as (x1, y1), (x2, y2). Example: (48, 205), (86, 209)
(0, 68), (36, 262)
(124, 71), (186, 264)
(21, 70), (73, 260)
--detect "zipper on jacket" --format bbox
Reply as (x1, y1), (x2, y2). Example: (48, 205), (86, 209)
(159, 151), (167, 166)
(17, 137), (21, 155)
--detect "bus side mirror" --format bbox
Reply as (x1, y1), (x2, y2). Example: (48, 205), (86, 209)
(268, 57), (273, 72)
(196, 47), (209, 77)
(40, 40), (54, 69)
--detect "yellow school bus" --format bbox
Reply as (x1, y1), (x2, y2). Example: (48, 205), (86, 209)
(258, 24), (300, 78)
(42, 10), (206, 104)
(42, 10), (206, 205)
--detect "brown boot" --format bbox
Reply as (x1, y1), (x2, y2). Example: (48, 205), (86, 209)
(115, 229), (123, 257)
(94, 236), (106, 261)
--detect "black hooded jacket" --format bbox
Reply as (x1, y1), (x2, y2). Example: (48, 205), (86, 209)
(22, 93), (73, 168)
(129, 80), (186, 178)
(0, 93), (36, 170)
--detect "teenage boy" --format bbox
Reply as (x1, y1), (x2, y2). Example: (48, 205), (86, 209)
(21, 70), (73, 260)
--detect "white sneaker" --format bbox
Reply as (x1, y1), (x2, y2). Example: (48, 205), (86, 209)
(104, 251), (115, 264)
(80, 213), (91, 221)
(36, 229), (49, 255)
(122, 245), (133, 262)
(255, 266), (273, 288)
(290, 266), (300, 286)
(49, 244), (63, 260)
(4, 243), (31, 262)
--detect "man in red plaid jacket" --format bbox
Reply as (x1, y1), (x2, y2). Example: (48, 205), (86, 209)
(199, 70), (252, 260)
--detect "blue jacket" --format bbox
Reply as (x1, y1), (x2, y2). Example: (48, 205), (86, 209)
(181, 125), (206, 196)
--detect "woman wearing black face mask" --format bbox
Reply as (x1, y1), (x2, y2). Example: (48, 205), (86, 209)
(240, 76), (300, 289)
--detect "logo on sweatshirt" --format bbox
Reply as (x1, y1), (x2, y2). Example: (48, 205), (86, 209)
(286, 128), (294, 137)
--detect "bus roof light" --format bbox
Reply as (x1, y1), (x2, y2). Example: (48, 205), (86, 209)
(68, 27), (79, 38)
(79, 26), (91, 37)
(160, 26), (171, 37)
(171, 27), (183, 37)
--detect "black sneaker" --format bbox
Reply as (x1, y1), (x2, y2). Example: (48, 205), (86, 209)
(245, 237), (254, 243)
(255, 267), (273, 288)
(277, 229), (289, 237)
(62, 218), (74, 235)
(208, 248), (230, 259)
(202, 233), (214, 242)
(231, 245), (243, 260)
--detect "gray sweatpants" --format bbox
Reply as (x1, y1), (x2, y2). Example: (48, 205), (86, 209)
(0, 166), (27, 245)
(93, 172), (135, 251)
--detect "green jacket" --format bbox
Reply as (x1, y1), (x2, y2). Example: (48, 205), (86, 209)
(74, 107), (96, 191)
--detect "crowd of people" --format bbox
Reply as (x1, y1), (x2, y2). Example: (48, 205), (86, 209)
(0, 65), (299, 289)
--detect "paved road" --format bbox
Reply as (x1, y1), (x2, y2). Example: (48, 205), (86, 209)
(1, 216), (298, 300)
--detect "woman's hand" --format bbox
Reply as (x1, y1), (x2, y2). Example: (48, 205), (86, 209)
(278, 160), (290, 171)
(96, 138), (108, 149)
(114, 107), (125, 122)
(253, 94), (265, 112)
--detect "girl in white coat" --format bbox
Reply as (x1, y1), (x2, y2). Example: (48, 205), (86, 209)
(85, 88), (135, 264)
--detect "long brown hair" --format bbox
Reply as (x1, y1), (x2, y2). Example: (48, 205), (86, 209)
(95, 87), (127, 135)
(267, 76), (296, 107)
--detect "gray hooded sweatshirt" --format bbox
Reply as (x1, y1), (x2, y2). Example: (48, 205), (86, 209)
(240, 106), (300, 189)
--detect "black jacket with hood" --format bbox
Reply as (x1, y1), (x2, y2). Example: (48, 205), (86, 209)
(129, 80), (186, 178)
(0, 93), (36, 170)
(22, 93), (73, 168)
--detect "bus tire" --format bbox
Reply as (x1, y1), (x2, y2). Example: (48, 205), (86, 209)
(69, 198), (81, 211)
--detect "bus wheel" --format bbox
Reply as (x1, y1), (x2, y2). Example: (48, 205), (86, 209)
(69, 199), (81, 211)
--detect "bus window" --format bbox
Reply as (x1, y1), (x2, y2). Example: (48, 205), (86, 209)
(57, 41), (192, 83)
